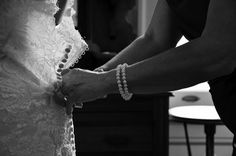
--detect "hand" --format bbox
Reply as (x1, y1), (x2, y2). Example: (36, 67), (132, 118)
(53, 89), (67, 107)
(94, 64), (110, 72)
(61, 68), (112, 115)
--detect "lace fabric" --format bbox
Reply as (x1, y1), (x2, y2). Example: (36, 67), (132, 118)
(0, 0), (87, 155)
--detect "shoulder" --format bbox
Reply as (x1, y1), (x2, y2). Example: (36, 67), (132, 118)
(202, 0), (236, 41)
(201, 0), (236, 72)
(201, 0), (236, 52)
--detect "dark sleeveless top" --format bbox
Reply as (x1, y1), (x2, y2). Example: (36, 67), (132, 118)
(166, 0), (236, 135)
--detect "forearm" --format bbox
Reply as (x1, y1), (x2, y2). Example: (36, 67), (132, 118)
(104, 37), (234, 95)
(101, 34), (176, 71)
(101, 0), (182, 71)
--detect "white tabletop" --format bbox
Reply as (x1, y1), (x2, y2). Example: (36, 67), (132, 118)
(169, 105), (221, 121)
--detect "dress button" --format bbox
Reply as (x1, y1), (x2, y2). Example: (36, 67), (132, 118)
(59, 64), (64, 68)
(64, 54), (69, 59)
(71, 138), (75, 143)
(57, 76), (62, 80)
(70, 133), (75, 139)
(69, 127), (74, 133)
(62, 59), (67, 63)
(65, 48), (71, 53)
(57, 69), (63, 72)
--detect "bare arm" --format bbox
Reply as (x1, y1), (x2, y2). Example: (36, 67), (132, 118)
(100, 0), (182, 70)
(104, 0), (236, 94)
(61, 0), (236, 106)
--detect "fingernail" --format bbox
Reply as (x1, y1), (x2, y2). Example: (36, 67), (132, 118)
(74, 103), (83, 108)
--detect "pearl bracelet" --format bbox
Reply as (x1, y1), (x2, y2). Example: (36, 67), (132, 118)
(116, 63), (133, 101)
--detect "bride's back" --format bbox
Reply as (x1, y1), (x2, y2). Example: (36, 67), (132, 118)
(0, 0), (87, 155)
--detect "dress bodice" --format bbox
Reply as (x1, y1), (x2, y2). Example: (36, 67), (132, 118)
(0, 0), (87, 155)
(1, 0), (87, 88)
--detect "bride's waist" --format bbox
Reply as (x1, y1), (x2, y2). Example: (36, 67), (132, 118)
(2, 56), (58, 88)
(0, 79), (62, 109)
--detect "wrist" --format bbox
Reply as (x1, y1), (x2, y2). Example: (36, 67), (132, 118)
(101, 65), (110, 71)
(94, 65), (109, 72)
(101, 69), (119, 95)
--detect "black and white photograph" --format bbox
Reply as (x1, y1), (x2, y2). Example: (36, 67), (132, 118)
(0, 0), (236, 156)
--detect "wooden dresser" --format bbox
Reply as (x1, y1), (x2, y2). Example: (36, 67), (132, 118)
(73, 93), (171, 156)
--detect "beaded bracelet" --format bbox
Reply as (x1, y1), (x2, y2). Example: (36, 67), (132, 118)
(121, 63), (133, 100)
(116, 63), (133, 101)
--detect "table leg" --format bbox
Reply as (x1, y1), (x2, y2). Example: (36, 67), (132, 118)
(183, 122), (192, 156)
(204, 124), (216, 156)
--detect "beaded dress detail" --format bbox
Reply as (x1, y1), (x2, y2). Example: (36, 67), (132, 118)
(0, 0), (87, 155)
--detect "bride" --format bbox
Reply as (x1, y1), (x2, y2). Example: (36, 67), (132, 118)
(0, 0), (87, 155)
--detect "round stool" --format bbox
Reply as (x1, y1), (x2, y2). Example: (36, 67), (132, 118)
(169, 105), (222, 156)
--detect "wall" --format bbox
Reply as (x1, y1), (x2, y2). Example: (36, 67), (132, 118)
(137, 0), (158, 35)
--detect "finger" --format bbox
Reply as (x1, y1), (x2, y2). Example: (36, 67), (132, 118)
(65, 93), (76, 115)
(94, 68), (104, 72)
(61, 84), (73, 97)
(61, 69), (70, 75)
(66, 98), (74, 116)
(74, 102), (83, 109)
(53, 91), (66, 107)
(61, 77), (74, 94)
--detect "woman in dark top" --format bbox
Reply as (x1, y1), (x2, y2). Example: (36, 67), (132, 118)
(60, 0), (236, 154)
(166, 0), (236, 154)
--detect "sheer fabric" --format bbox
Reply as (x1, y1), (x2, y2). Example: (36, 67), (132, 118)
(0, 0), (87, 155)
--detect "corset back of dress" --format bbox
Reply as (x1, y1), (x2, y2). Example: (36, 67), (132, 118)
(0, 0), (87, 155)
(0, 0), (87, 88)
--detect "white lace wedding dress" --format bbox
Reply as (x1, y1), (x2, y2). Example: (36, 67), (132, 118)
(0, 0), (87, 155)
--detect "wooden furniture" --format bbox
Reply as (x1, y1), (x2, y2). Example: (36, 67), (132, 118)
(169, 105), (223, 156)
(73, 93), (172, 156)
